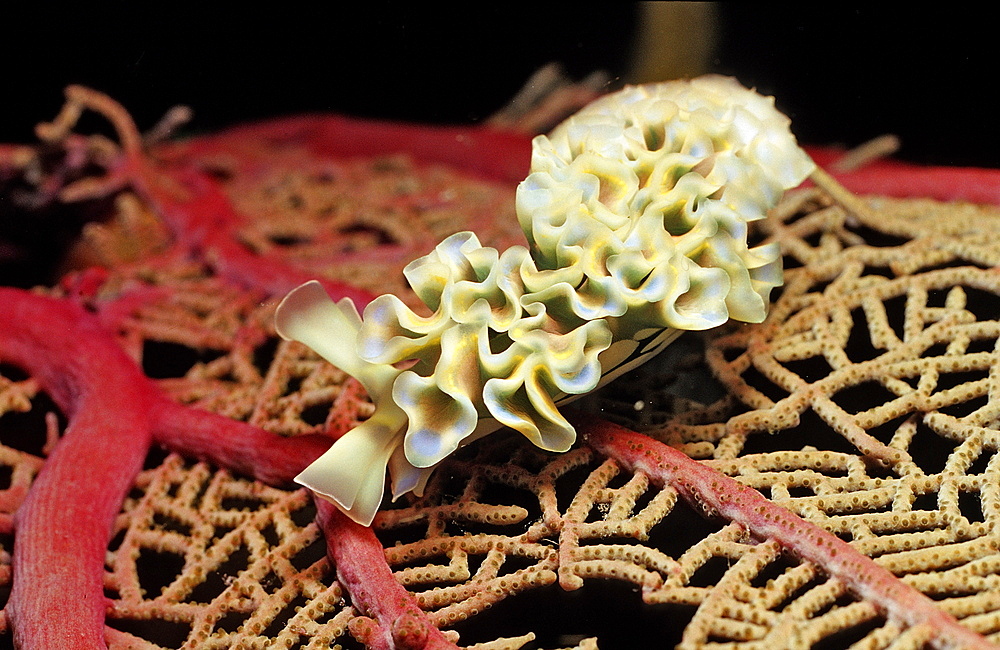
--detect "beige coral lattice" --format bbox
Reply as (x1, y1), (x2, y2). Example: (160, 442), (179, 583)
(6, 157), (1000, 648)
(598, 186), (1000, 645)
(105, 454), (354, 648)
(223, 153), (524, 311)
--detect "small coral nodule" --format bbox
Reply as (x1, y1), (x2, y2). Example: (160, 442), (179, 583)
(274, 75), (815, 525)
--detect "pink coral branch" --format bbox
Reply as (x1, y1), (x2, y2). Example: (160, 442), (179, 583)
(152, 383), (459, 649)
(122, 159), (375, 304)
(0, 289), (154, 649)
(150, 400), (330, 486)
(0, 286), (450, 649)
(156, 391), (460, 648)
(155, 396), (461, 650)
(581, 418), (997, 650)
(316, 499), (461, 650)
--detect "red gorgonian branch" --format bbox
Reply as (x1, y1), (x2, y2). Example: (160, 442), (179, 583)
(3, 85), (1000, 650)
(581, 418), (998, 650)
(0, 286), (461, 649)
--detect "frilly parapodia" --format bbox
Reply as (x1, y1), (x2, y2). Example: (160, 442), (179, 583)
(274, 76), (816, 526)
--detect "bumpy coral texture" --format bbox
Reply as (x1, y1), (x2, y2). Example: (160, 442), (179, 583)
(6, 83), (1000, 649)
(277, 76), (815, 525)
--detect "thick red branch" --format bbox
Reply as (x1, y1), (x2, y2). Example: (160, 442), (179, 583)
(0, 286), (451, 650)
(124, 158), (376, 305)
(155, 401), (462, 650)
(152, 386), (460, 649)
(0, 289), (154, 649)
(150, 399), (329, 486)
(581, 418), (998, 650)
(316, 500), (461, 650)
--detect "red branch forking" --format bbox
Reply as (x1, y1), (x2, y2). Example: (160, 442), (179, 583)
(4, 86), (1000, 649)
(37, 85), (375, 306)
(1, 288), (154, 649)
(155, 401), (462, 649)
(1, 87), (463, 649)
(581, 418), (999, 650)
(0, 287), (454, 649)
(317, 500), (461, 650)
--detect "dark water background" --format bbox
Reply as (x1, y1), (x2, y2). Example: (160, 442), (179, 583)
(3, 4), (996, 167)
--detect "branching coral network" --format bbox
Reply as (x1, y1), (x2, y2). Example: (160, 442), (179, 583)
(0, 84), (999, 649)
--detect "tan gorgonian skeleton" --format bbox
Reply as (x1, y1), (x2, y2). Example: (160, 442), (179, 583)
(274, 75), (816, 525)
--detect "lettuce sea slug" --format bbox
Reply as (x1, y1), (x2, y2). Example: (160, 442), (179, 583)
(274, 75), (815, 525)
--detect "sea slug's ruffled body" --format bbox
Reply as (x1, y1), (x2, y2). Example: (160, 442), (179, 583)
(275, 75), (815, 525)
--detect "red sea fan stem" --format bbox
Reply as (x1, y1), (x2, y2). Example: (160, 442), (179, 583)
(316, 500), (461, 650)
(149, 399), (330, 487)
(41, 85), (376, 305)
(156, 405), (461, 650)
(0, 286), (452, 649)
(0, 288), (154, 649)
(119, 153), (376, 305)
(581, 418), (998, 650)
(154, 402), (463, 647)
(153, 383), (459, 649)
(152, 394), (460, 649)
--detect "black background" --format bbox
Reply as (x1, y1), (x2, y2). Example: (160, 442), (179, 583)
(2, 4), (997, 167)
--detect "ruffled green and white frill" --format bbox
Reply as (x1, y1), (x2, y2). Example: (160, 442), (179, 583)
(275, 75), (815, 525)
